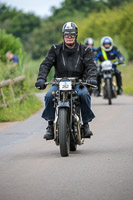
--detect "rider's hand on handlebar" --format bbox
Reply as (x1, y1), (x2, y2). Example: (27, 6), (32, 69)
(35, 79), (46, 90)
(118, 60), (124, 65)
(118, 57), (124, 65)
(87, 79), (97, 86)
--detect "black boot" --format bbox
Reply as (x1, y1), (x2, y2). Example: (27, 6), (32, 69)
(82, 123), (93, 138)
(43, 124), (54, 140)
(95, 90), (101, 97)
(117, 88), (123, 95)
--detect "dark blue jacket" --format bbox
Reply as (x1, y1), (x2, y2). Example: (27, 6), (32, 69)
(11, 55), (19, 65)
(95, 46), (124, 62)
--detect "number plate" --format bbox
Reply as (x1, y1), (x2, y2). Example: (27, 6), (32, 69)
(59, 80), (72, 90)
(104, 74), (111, 78)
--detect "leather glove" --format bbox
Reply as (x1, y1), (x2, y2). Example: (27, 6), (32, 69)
(118, 60), (124, 65)
(35, 79), (46, 90)
(87, 79), (97, 86)
(118, 57), (124, 64)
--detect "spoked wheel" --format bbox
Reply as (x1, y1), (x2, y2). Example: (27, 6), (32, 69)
(58, 108), (70, 157)
(106, 78), (112, 105)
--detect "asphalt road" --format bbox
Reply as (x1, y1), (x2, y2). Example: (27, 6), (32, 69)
(0, 94), (133, 200)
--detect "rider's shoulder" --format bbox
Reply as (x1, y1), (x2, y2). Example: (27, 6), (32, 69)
(93, 47), (98, 52)
(80, 43), (91, 52)
(112, 46), (118, 50)
(97, 47), (102, 52)
(51, 43), (63, 50)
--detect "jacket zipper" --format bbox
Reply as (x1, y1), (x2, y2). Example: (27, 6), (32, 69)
(62, 53), (66, 66)
(75, 55), (80, 68)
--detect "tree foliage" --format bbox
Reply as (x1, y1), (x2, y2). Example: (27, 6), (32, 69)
(29, 20), (64, 59)
(50, 0), (133, 19)
(0, 3), (41, 52)
(0, 0), (133, 60)
(76, 2), (133, 60)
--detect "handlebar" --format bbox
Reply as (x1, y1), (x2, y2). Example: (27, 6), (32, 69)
(45, 80), (97, 89)
(97, 61), (125, 67)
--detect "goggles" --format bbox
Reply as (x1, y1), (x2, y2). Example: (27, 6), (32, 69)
(64, 32), (76, 38)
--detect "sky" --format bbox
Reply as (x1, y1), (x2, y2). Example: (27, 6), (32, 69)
(0, 0), (64, 17)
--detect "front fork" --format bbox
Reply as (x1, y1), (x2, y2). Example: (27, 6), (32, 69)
(53, 91), (83, 146)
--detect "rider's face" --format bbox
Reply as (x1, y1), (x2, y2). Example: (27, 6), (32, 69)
(104, 43), (111, 48)
(87, 44), (93, 48)
(64, 32), (76, 46)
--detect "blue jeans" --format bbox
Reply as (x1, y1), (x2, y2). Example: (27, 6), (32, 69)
(42, 85), (95, 123)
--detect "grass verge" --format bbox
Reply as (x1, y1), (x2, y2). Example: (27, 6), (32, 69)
(0, 94), (43, 122)
(119, 62), (133, 95)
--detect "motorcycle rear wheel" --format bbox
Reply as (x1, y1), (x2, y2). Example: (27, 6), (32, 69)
(58, 108), (70, 157)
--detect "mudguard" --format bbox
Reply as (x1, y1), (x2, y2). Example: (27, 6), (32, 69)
(58, 102), (70, 108)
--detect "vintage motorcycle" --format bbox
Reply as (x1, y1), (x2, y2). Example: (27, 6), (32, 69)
(99, 60), (118, 105)
(45, 78), (97, 157)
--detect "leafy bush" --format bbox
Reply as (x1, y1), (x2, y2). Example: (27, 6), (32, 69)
(0, 61), (21, 81)
(0, 29), (25, 66)
(0, 29), (24, 82)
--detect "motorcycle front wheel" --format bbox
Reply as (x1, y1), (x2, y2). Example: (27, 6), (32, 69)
(58, 108), (70, 157)
(106, 78), (112, 105)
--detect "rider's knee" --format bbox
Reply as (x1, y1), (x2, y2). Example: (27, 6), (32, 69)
(45, 91), (54, 101)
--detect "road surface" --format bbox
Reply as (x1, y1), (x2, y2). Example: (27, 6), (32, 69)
(0, 94), (133, 200)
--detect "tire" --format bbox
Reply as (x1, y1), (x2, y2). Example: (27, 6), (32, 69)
(58, 108), (70, 157)
(106, 78), (112, 105)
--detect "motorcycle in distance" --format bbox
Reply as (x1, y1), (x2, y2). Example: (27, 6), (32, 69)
(98, 60), (121, 105)
(44, 78), (97, 157)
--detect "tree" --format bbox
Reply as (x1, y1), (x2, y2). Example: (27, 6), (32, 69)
(107, 0), (133, 8)
(6, 11), (41, 39)
(29, 20), (63, 59)
(0, 3), (41, 53)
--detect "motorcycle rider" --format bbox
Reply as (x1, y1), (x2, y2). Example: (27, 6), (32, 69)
(35, 22), (97, 140)
(95, 36), (124, 96)
(84, 37), (98, 96)
(84, 37), (97, 59)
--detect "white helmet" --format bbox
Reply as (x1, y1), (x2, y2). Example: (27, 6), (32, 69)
(101, 36), (113, 51)
(84, 37), (94, 46)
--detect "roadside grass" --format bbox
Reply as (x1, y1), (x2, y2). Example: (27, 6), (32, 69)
(0, 94), (43, 122)
(22, 56), (54, 92)
(119, 62), (133, 95)
(0, 56), (52, 122)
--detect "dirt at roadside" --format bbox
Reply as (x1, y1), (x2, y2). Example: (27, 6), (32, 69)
(0, 122), (16, 131)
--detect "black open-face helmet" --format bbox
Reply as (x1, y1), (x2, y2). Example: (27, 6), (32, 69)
(62, 22), (78, 40)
